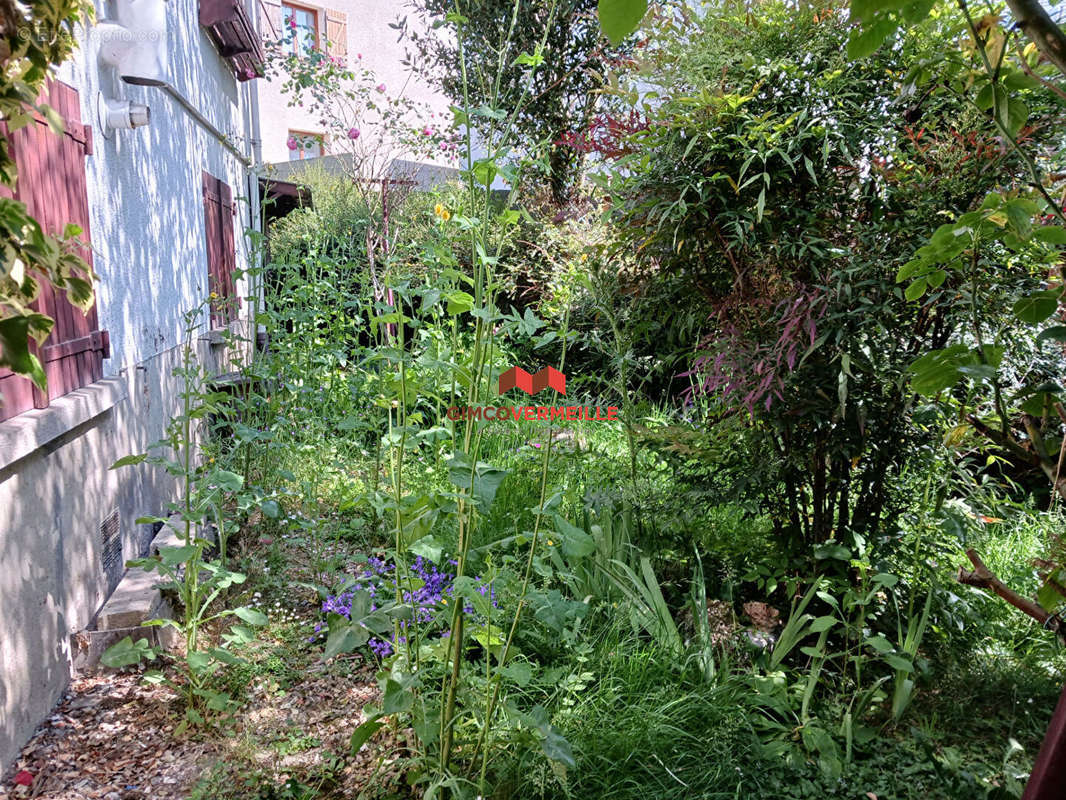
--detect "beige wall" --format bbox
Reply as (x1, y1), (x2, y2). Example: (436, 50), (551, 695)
(257, 0), (454, 168)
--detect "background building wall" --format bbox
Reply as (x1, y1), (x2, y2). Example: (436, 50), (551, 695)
(256, 0), (454, 168)
(0, 0), (258, 770)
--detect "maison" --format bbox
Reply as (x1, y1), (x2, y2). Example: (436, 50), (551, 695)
(0, 0), (265, 771)
(256, 0), (457, 187)
(0, 0), (459, 774)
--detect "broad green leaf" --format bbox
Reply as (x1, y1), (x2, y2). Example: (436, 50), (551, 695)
(808, 615), (837, 633)
(383, 678), (413, 713)
(350, 714), (385, 754)
(232, 606), (268, 626)
(904, 277), (927, 301)
(409, 534), (444, 564)
(1036, 326), (1066, 345)
(846, 16), (898, 59)
(101, 636), (156, 668)
(813, 542), (850, 560)
(598, 0), (647, 45)
(1033, 226), (1066, 244)
(158, 545), (197, 566)
(323, 612), (371, 659)
(187, 650), (212, 674)
(865, 634), (894, 654)
(110, 453), (147, 470)
(553, 515), (596, 559)
(211, 469), (244, 492)
(1037, 570), (1065, 612)
(883, 654), (914, 672)
(541, 725), (577, 768)
(1013, 290), (1061, 323)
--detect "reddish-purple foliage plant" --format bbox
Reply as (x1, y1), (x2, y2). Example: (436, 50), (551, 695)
(556, 111), (650, 160)
(683, 288), (827, 415)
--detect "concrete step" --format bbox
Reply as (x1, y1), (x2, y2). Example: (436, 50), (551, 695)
(95, 566), (164, 631)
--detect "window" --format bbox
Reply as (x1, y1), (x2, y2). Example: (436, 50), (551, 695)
(0, 80), (108, 423)
(282, 3), (318, 54)
(202, 172), (238, 328)
(287, 130), (325, 161)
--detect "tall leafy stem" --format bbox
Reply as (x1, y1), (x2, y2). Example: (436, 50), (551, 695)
(437, 0), (562, 773)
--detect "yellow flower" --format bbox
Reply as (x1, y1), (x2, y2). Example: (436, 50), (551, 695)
(209, 291), (218, 299)
(546, 539), (554, 546)
(441, 209), (451, 221)
(434, 203), (443, 216)
(580, 253), (588, 262)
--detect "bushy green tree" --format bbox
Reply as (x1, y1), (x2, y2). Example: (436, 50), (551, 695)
(597, 1), (1065, 552)
(405, 0), (625, 204)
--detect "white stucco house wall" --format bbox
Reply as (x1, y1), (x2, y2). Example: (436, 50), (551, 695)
(0, 0), (263, 771)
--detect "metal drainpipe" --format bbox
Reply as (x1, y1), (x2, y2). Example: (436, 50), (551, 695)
(162, 84), (251, 167)
(245, 0), (266, 353)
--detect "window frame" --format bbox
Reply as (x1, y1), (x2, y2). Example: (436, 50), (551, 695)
(287, 129), (326, 161)
(281, 2), (320, 55)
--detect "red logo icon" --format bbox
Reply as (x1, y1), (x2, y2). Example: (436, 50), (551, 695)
(498, 366), (566, 396)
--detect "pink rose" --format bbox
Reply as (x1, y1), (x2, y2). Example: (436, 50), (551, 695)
(376, 83), (386, 92)
(286, 136), (298, 150)
(348, 127), (361, 139)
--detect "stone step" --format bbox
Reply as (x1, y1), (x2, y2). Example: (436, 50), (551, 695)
(95, 566), (164, 631)
(151, 512), (216, 554)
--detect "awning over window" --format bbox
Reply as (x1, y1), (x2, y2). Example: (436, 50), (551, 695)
(258, 177), (312, 223)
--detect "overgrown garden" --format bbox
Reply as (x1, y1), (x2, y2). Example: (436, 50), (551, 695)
(6, 0), (1066, 797)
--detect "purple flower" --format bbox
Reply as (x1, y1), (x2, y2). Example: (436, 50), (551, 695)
(348, 127), (361, 139)
(376, 83), (386, 93)
(316, 555), (498, 660)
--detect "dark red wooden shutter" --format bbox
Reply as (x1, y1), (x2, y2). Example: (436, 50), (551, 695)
(202, 171), (237, 328)
(0, 80), (105, 423)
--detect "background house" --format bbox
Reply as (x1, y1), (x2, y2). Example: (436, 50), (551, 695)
(255, 0), (458, 186)
(0, 0), (263, 770)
